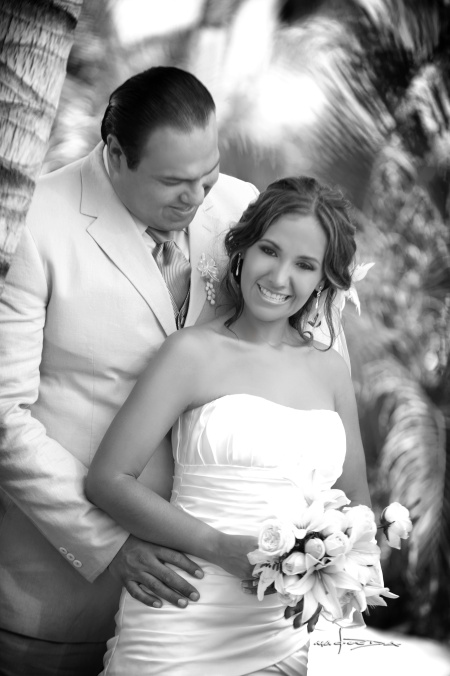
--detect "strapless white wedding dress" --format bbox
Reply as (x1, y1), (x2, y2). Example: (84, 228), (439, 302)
(101, 394), (346, 676)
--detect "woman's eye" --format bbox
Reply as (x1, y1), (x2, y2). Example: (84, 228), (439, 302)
(297, 262), (314, 271)
(261, 246), (276, 256)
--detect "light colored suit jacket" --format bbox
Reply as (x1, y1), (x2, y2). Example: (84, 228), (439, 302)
(0, 144), (259, 642)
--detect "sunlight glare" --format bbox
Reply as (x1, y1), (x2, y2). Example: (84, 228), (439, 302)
(113, 0), (203, 44)
(254, 69), (327, 138)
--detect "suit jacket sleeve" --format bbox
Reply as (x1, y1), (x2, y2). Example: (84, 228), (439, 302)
(0, 227), (129, 582)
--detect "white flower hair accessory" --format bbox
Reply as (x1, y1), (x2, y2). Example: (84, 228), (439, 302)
(336, 262), (375, 316)
(197, 253), (219, 306)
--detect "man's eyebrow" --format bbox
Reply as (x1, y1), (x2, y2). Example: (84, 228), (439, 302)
(159, 158), (220, 182)
(259, 237), (321, 265)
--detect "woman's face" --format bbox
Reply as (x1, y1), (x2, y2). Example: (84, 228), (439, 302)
(240, 213), (327, 324)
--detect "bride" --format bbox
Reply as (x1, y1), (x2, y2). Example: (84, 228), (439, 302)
(86, 176), (371, 675)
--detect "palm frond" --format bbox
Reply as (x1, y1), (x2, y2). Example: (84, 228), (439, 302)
(336, 0), (442, 110)
(346, 324), (450, 634)
(363, 360), (446, 572)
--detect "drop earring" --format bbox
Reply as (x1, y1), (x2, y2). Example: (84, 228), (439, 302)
(309, 285), (323, 327)
(235, 253), (243, 279)
(315, 285), (323, 311)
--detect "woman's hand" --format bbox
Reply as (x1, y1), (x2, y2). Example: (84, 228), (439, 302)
(212, 532), (258, 578)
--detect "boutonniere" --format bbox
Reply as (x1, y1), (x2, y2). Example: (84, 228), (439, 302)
(197, 253), (219, 306)
(336, 262), (375, 315)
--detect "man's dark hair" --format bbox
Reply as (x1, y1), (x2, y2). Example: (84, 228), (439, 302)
(101, 66), (216, 169)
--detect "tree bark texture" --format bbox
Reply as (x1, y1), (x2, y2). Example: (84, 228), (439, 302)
(0, 0), (83, 292)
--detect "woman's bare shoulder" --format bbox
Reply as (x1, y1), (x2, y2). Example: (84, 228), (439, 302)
(308, 340), (351, 380)
(162, 320), (225, 358)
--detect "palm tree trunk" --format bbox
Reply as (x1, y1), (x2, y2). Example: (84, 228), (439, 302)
(0, 0), (83, 293)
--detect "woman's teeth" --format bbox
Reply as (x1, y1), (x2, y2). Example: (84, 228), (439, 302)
(258, 285), (290, 303)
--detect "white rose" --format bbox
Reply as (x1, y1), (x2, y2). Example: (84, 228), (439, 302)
(258, 520), (296, 558)
(275, 573), (303, 606)
(282, 552), (307, 575)
(304, 537), (326, 560)
(381, 502), (413, 549)
(323, 531), (349, 556)
(320, 509), (346, 537)
(343, 505), (377, 541)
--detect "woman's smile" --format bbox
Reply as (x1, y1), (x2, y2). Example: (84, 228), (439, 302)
(257, 284), (291, 304)
(240, 213), (327, 326)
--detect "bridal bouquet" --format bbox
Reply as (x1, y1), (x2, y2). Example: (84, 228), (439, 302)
(247, 491), (412, 627)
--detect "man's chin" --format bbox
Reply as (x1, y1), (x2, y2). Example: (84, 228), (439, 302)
(168, 210), (199, 229)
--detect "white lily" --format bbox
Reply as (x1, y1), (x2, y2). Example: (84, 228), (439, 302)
(251, 562), (284, 601)
(281, 553), (362, 622)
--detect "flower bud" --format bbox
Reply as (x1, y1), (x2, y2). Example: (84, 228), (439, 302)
(304, 537), (326, 560)
(282, 552), (307, 575)
(323, 531), (349, 556)
(276, 574), (303, 606)
(381, 502), (412, 549)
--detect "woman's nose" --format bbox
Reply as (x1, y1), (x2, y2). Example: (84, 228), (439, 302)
(269, 261), (291, 290)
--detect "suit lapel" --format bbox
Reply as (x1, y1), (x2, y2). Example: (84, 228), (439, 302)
(81, 145), (176, 335)
(185, 198), (227, 327)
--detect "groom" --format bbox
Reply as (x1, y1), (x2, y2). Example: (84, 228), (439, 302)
(0, 66), (258, 675)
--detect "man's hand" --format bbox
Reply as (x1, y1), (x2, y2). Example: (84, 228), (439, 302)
(108, 535), (203, 608)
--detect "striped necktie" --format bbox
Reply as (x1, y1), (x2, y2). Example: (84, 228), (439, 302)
(152, 239), (191, 328)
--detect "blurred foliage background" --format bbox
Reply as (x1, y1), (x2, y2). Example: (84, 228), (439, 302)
(46, 0), (450, 645)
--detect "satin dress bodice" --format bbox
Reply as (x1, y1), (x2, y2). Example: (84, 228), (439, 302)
(101, 394), (346, 676)
(171, 394), (345, 534)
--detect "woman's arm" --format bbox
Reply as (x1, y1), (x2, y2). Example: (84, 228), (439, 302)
(86, 329), (255, 578)
(329, 353), (371, 507)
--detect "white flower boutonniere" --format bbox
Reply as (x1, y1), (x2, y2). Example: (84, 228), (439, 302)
(336, 262), (375, 316)
(197, 253), (219, 306)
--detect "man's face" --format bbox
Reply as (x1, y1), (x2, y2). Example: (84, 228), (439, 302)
(107, 114), (220, 231)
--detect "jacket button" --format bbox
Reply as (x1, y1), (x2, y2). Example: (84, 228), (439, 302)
(67, 553), (75, 561)
(59, 547), (68, 555)
(73, 560), (82, 568)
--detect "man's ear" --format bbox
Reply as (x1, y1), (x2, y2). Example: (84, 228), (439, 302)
(106, 134), (125, 171)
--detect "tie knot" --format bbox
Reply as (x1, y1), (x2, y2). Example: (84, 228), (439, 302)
(156, 239), (180, 262)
